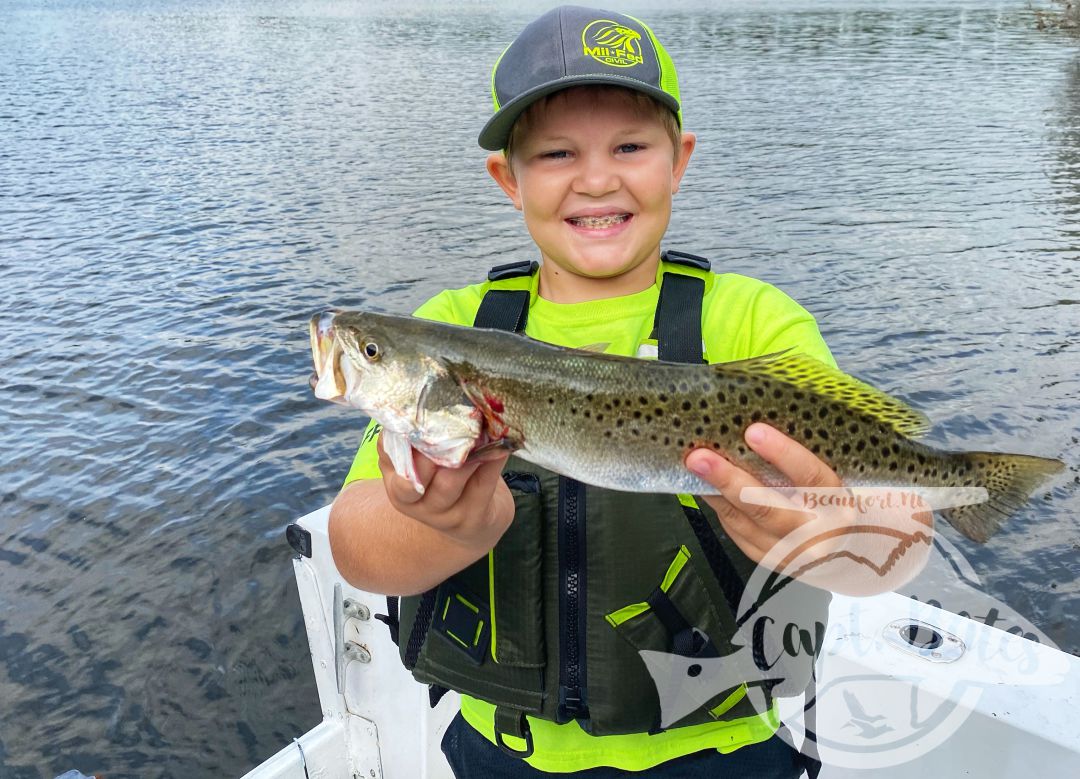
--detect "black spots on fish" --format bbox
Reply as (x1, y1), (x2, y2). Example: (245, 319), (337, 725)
(786, 422), (797, 435)
(801, 410), (813, 422)
(612, 398), (621, 408)
(571, 408), (577, 415)
(639, 396), (649, 406)
(672, 418), (682, 429)
(818, 429), (829, 441)
(703, 415), (711, 425)
(848, 422), (859, 435)
(682, 400), (692, 412)
(891, 443), (900, 455)
(773, 388), (785, 400)
(736, 444), (746, 455)
(654, 408), (665, 418)
(841, 443), (851, 455)
(695, 426), (705, 436)
(754, 386), (765, 398)
(699, 399), (709, 410)
(604, 430), (612, 438)
(856, 440), (866, 452)
(869, 434), (880, 447)
(793, 391), (805, 401)
(880, 446), (891, 459)
(739, 393), (748, 405)
(678, 381), (690, 393)
(584, 409), (591, 419)
(917, 453), (927, 465)
(810, 443), (821, 454)
(651, 433), (659, 442)
(616, 419), (625, 429)
(766, 410), (778, 421)
(631, 429), (640, 436)
(823, 448), (833, 460)
(907, 463), (915, 474)
(677, 438), (685, 448)
(720, 423), (730, 435)
(789, 402), (800, 414)
(586, 393), (594, 402)
(751, 410), (762, 423)
(889, 462), (899, 471)
(717, 392), (727, 403)
(803, 428), (814, 440)
(659, 393), (669, 403)
(548, 397), (555, 405)
(818, 407), (829, 420)
(663, 435), (670, 446)
(711, 442), (722, 450)
(734, 375), (748, 386)
(595, 413), (604, 422)
(733, 414), (743, 427)
(604, 402), (613, 412)
(633, 410), (642, 420)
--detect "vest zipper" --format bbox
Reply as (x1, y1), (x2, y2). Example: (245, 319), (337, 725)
(557, 477), (588, 721)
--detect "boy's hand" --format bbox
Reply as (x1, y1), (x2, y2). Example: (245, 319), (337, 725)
(686, 423), (933, 595)
(378, 434), (514, 554)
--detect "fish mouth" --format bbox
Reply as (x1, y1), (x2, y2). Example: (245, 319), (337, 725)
(309, 310), (350, 404)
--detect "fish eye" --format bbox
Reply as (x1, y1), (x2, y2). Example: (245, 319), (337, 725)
(363, 341), (380, 361)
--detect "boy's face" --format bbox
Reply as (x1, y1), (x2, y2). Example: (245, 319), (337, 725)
(487, 88), (696, 303)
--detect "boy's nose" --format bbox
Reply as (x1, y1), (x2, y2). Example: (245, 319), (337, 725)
(571, 152), (620, 197)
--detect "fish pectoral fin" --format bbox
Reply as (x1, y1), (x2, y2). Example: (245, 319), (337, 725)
(383, 430), (425, 494)
(574, 342), (611, 354)
(714, 351), (931, 438)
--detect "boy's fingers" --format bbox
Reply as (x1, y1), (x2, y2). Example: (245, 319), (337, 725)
(744, 423), (841, 490)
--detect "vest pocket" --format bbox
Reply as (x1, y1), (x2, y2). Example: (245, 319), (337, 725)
(489, 471), (545, 667)
(397, 469), (547, 714)
(605, 545), (748, 728)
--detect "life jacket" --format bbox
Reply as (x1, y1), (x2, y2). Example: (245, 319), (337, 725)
(387, 251), (829, 768)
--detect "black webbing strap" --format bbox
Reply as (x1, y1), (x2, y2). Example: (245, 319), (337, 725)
(403, 588), (436, 671)
(493, 706), (534, 758)
(655, 272), (705, 364)
(474, 290), (529, 332)
(375, 595), (400, 645)
(645, 587), (713, 658)
(678, 505), (746, 619)
(801, 667), (823, 778)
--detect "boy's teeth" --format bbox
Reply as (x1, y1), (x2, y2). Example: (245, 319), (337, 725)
(569, 214), (629, 228)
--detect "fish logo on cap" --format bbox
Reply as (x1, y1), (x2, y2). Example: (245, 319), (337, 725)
(582, 19), (644, 68)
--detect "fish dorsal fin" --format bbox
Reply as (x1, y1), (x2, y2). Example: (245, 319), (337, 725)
(575, 342), (611, 354)
(715, 350), (930, 438)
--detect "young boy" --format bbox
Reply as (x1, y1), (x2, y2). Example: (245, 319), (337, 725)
(329, 5), (857, 777)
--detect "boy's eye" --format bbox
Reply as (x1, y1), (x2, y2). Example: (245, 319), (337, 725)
(617, 143), (643, 154)
(540, 149), (569, 160)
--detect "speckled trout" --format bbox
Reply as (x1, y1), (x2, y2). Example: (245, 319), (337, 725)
(310, 310), (1063, 543)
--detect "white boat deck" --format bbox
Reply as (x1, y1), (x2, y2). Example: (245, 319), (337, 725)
(244, 506), (1080, 778)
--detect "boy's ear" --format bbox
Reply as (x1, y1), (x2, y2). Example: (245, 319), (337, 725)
(487, 152), (523, 211)
(672, 132), (697, 195)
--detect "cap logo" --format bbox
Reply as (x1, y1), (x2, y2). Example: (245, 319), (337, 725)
(581, 20), (644, 68)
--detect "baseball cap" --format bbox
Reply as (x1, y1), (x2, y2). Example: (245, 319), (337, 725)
(478, 5), (682, 151)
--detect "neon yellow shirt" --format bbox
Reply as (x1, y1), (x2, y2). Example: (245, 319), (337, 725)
(342, 263), (835, 772)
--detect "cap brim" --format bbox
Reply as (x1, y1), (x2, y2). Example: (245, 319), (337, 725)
(477, 75), (680, 151)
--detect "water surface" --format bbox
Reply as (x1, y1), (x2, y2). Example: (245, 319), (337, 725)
(1, 0), (1077, 775)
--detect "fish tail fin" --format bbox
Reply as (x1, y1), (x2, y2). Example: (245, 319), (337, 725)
(940, 452), (1064, 543)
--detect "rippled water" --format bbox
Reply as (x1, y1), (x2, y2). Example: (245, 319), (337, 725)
(1, 0), (1077, 776)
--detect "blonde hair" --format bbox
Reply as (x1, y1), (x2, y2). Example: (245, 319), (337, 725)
(504, 86), (681, 166)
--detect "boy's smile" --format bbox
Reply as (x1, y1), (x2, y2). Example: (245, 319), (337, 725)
(487, 87), (696, 304)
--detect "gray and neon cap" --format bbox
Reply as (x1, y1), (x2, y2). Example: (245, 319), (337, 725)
(479, 5), (682, 151)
